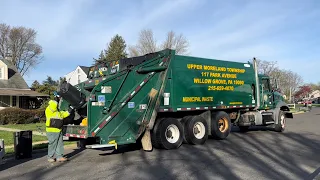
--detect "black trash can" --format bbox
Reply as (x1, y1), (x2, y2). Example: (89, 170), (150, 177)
(14, 130), (32, 159)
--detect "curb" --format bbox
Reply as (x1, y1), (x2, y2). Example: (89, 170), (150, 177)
(293, 111), (306, 115)
(308, 167), (320, 180)
(3, 143), (77, 161)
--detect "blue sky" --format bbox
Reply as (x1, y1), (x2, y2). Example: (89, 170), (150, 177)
(1, 0), (319, 86)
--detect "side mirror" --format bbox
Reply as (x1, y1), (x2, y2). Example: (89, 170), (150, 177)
(283, 95), (287, 100)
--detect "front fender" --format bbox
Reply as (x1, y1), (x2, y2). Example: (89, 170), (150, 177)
(273, 101), (293, 125)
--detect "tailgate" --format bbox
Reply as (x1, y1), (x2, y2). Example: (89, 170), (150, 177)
(63, 125), (88, 139)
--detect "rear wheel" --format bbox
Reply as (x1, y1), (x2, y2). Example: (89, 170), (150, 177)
(183, 116), (208, 145)
(77, 139), (87, 149)
(151, 118), (163, 149)
(154, 118), (183, 150)
(211, 111), (231, 140)
(180, 116), (193, 143)
(77, 138), (96, 149)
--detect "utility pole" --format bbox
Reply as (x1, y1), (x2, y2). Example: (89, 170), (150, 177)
(289, 88), (292, 103)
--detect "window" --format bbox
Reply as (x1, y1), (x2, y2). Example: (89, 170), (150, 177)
(0, 96), (10, 107)
(77, 68), (80, 74)
(78, 75), (81, 84)
(251, 84), (256, 100)
(262, 79), (271, 92)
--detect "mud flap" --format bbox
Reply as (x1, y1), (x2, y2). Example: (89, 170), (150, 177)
(141, 88), (158, 151)
(141, 130), (152, 151)
(285, 112), (293, 118)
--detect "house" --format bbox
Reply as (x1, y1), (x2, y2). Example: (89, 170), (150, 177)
(64, 66), (90, 85)
(310, 90), (320, 104)
(309, 90), (320, 99)
(0, 58), (48, 110)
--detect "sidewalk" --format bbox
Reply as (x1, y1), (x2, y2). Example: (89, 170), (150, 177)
(0, 127), (46, 136)
(5, 140), (49, 149)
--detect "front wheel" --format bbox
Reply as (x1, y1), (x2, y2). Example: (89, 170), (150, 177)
(154, 118), (183, 150)
(274, 111), (286, 132)
(211, 111), (231, 140)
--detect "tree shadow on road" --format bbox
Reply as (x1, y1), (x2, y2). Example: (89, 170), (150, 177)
(0, 150), (46, 172)
(0, 145), (84, 173)
(2, 127), (320, 180)
(109, 127), (320, 180)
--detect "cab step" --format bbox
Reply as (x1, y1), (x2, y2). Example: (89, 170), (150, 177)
(261, 112), (275, 124)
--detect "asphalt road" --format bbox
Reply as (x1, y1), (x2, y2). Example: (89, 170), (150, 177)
(1, 108), (320, 180)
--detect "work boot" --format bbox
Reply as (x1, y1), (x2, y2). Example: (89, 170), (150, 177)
(48, 158), (55, 163)
(57, 157), (68, 162)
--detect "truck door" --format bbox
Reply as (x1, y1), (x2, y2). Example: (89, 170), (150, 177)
(261, 78), (273, 109)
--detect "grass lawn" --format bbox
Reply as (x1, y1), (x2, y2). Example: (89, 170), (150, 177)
(0, 130), (48, 146)
(0, 122), (76, 156)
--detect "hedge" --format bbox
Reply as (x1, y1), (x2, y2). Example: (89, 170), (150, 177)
(0, 107), (46, 125)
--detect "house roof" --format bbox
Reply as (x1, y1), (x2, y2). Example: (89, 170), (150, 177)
(0, 89), (49, 96)
(79, 66), (90, 75)
(0, 59), (29, 89)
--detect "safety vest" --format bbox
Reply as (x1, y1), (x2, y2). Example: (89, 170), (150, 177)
(45, 100), (70, 133)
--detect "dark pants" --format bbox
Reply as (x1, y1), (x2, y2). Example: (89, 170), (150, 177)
(46, 132), (64, 159)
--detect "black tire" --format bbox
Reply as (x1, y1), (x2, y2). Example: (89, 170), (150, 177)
(183, 116), (208, 145)
(180, 116), (193, 143)
(211, 111), (231, 140)
(239, 126), (250, 132)
(77, 137), (96, 149)
(77, 139), (87, 149)
(151, 118), (163, 149)
(274, 110), (286, 132)
(155, 118), (183, 150)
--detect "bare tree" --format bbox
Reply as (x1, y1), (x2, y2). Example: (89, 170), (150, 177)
(161, 31), (189, 55)
(128, 45), (140, 57)
(307, 82), (320, 91)
(128, 29), (190, 57)
(0, 23), (43, 76)
(256, 59), (278, 76)
(256, 58), (303, 102)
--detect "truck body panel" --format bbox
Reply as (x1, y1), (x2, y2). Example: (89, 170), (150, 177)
(58, 49), (292, 148)
(159, 55), (256, 112)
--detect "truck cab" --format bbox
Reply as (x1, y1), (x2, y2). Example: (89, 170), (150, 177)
(259, 75), (286, 110)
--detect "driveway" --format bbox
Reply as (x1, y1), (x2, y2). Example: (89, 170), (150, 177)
(1, 108), (320, 180)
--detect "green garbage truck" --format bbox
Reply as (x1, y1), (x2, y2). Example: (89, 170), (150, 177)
(57, 49), (293, 150)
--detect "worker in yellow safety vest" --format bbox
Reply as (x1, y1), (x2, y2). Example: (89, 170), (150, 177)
(45, 92), (74, 163)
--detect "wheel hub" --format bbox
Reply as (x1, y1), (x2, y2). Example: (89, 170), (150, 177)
(165, 124), (180, 143)
(218, 118), (229, 133)
(193, 122), (206, 139)
(166, 130), (172, 138)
